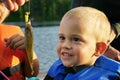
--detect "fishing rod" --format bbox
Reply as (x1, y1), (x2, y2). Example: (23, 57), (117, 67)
(0, 70), (9, 80)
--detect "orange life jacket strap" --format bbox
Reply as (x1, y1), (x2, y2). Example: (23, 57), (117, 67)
(0, 62), (24, 79)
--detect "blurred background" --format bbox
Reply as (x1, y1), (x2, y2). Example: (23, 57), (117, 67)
(5, 0), (71, 26)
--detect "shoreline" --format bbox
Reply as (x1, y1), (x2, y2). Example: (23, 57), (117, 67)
(3, 21), (60, 27)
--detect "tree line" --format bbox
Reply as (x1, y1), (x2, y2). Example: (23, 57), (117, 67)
(5, 0), (71, 22)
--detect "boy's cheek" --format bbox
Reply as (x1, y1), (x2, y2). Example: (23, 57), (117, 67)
(56, 44), (61, 55)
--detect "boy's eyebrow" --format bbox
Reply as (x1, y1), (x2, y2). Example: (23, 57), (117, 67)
(58, 33), (63, 35)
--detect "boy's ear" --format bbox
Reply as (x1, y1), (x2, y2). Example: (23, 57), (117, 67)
(95, 42), (107, 56)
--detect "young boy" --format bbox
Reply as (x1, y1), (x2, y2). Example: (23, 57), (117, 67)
(44, 7), (120, 80)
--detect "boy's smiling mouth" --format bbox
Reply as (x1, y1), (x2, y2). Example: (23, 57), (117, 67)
(61, 51), (73, 59)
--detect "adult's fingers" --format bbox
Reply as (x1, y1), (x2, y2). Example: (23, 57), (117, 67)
(12, 0), (19, 11)
(4, 0), (14, 11)
(25, 0), (29, 2)
(3, 0), (29, 11)
(5, 34), (21, 49)
(13, 38), (25, 50)
(15, 0), (25, 6)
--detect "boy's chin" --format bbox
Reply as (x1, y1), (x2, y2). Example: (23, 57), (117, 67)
(62, 61), (73, 67)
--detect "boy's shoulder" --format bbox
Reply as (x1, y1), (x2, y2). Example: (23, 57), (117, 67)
(95, 55), (120, 72)
(45, 59), (66, 80)
(95, 56), (120, 71)
(48, 59), (65, 74)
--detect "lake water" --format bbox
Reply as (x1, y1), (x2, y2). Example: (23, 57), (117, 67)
(23, 26), (59, 74)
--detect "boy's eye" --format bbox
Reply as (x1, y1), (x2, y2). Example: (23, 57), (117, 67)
(73, 37), (80, 42)
(59, 36), (65, 40)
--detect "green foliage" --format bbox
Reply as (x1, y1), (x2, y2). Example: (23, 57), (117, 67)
(5, 0), (71, 22)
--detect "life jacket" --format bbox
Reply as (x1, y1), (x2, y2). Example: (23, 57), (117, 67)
(0, 24), (26, 80)
(44, 56), (120, 80)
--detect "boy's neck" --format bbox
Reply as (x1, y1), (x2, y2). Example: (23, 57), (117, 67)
(65, 65), (90, 74)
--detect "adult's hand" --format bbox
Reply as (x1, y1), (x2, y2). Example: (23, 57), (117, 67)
(3, 0), (29, 11)
(4, 34), (26, 50)
(104, 46), (120, 62)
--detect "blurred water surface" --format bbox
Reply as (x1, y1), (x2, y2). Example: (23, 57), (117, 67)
(22, 26), (59, 73)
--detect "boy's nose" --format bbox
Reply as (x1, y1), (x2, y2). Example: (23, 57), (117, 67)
(62, 40), (72, 49)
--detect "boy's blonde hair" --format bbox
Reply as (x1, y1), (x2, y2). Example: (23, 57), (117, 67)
(63, 7), (111, 44)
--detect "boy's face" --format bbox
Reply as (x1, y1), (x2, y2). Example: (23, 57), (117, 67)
(56, 16), (97, 67)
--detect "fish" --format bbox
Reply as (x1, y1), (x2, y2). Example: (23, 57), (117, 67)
(25, 12), (34, 75)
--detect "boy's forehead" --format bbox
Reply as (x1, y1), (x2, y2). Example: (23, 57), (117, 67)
(62, 11), (96, 30)
(60, 7), (110, 39)
(60, 16), (92, 35)
(64, 7), (107, 21)
(63, 8), (99, 25)
(62, 7), (109, 28)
